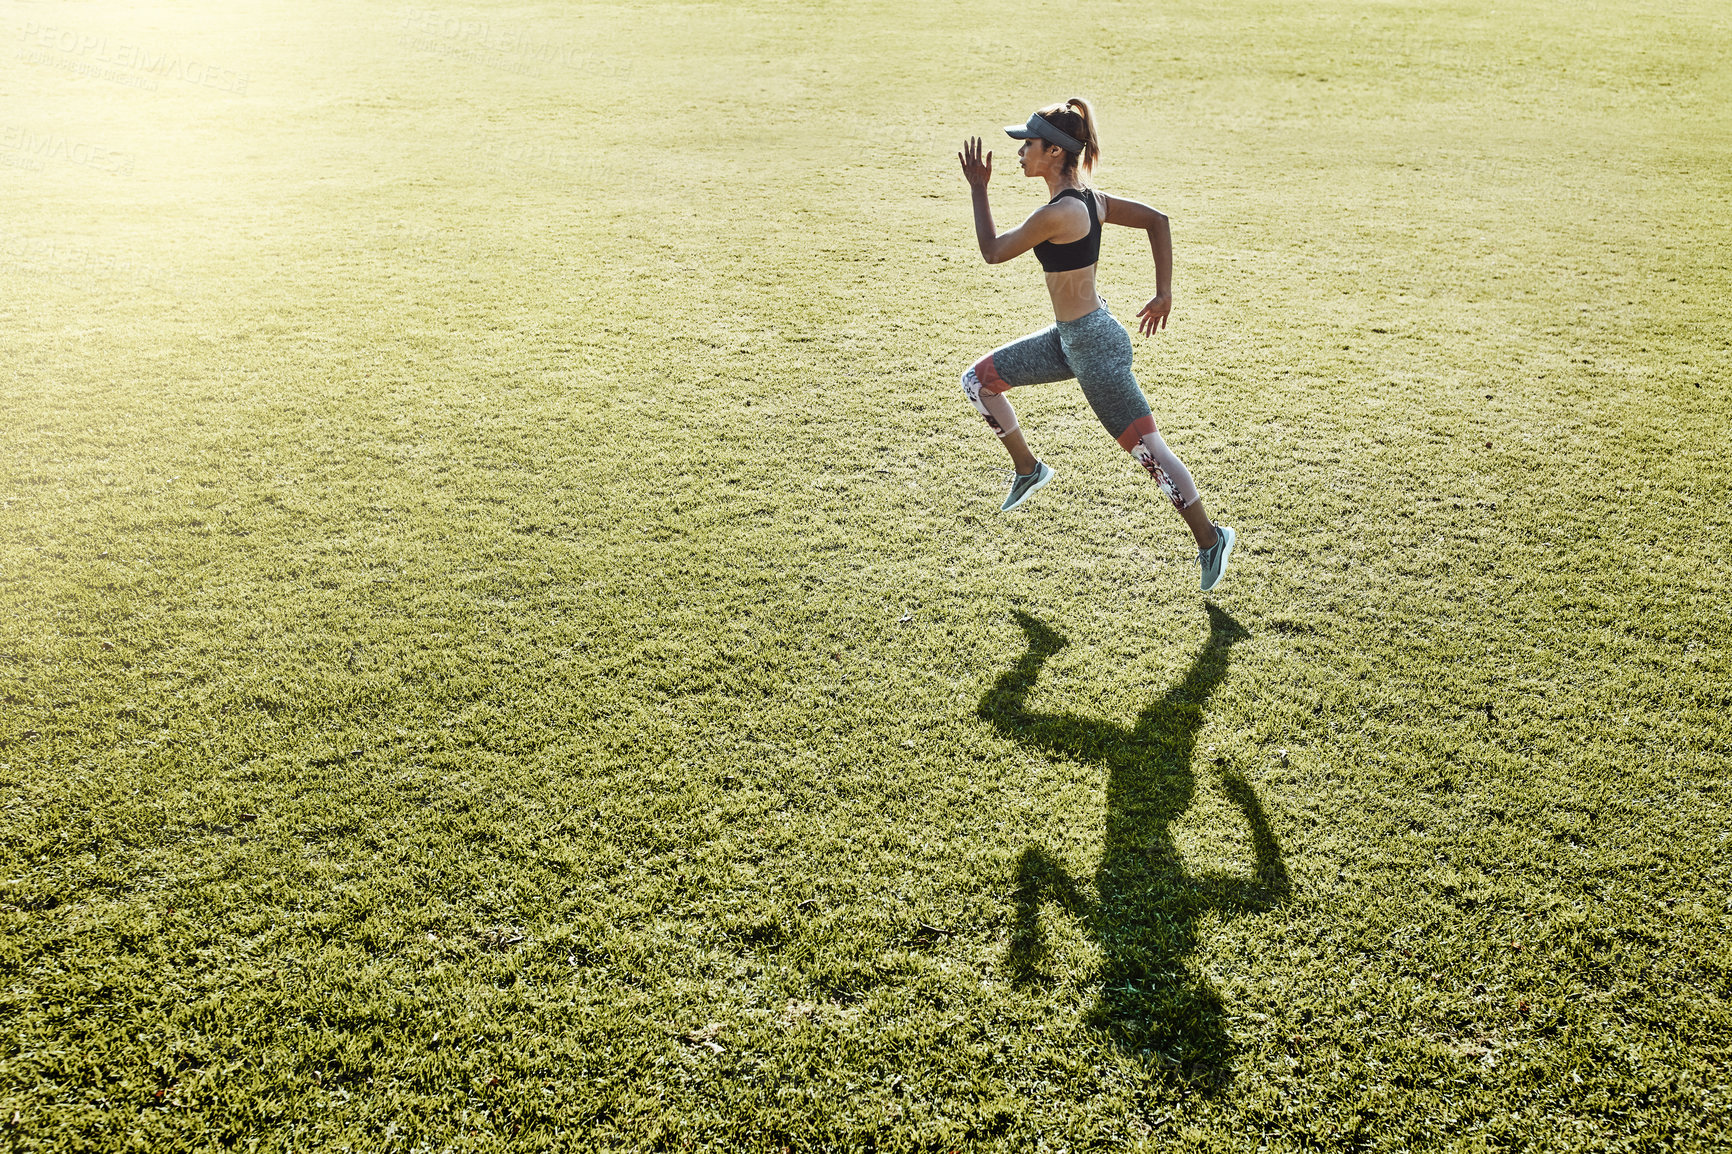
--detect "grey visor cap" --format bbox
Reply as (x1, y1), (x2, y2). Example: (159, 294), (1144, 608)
(1004, 112), (1085, 154)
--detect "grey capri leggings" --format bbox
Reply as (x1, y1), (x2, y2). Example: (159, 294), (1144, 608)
(961, 304), (1200, 510)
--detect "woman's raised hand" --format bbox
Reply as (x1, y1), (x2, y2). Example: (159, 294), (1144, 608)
(959, 137), (992, 188)
(1137, 292), (1173, 335)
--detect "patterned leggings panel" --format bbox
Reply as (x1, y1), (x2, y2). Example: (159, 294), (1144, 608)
(961, 306), (1199, 510)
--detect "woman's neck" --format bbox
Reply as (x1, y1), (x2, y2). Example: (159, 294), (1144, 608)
(1043, 172), (1085, 199)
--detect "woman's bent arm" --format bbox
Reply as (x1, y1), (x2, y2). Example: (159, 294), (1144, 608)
(1104, 194), (1174, 333)
(959, 138), (1002, 261)
(969, 182), (1003, 262)
(959, 136), (1072, 265)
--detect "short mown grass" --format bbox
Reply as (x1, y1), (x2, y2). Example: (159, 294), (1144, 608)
(2, 0), (1729, 1149)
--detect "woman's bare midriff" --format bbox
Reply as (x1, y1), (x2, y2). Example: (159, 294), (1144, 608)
(1047, 265), (1103, 323)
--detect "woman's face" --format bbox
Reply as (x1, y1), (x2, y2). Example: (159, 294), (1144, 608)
(1017, 137), (1062, 178)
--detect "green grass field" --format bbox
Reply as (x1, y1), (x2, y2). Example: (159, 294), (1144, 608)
(4, 0), (1730, 1148)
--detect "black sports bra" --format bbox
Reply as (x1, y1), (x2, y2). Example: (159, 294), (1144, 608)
(1033, 187), (1101, 272)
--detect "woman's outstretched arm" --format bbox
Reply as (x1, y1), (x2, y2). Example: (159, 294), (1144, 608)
(1103, 194), (1173, 333)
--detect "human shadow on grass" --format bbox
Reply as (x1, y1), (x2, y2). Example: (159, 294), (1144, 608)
(979, 605), (1288, 1091)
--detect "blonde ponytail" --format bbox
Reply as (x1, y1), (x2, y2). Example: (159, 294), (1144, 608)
(1065, 97), (1100, 174)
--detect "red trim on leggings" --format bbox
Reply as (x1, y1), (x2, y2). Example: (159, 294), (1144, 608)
(1115, 414), (1157, 451)
(974, 355), (1010, 395)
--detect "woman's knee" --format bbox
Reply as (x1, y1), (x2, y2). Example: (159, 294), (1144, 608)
(962, 365), (1016, 437)
(961, 366), (985, 410)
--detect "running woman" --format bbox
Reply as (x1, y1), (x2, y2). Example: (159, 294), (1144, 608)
(959, 99), (1235, 592)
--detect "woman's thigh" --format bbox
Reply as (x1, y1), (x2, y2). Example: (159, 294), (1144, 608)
(971, 325), (1073, 393)
(1060, 313), (1155, 448)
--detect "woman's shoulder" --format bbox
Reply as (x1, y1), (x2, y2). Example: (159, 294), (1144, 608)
(1044, 188), (1095, 216)
(1053, 186), (1109, 219)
